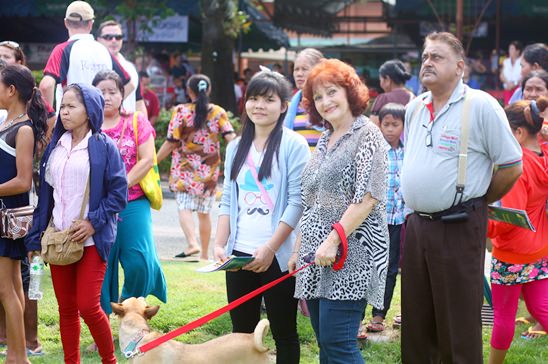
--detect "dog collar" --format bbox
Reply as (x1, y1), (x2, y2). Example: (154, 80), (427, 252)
(123, 330), (149, 359)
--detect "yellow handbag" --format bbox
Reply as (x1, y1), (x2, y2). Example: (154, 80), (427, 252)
(132, 112), (163, 210)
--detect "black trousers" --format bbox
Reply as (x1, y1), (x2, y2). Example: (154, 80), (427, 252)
(226, 250), (300, 364)
(401, 200), (487, 364)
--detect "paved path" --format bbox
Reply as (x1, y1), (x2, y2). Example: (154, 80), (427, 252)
(151, 183), (220, 260)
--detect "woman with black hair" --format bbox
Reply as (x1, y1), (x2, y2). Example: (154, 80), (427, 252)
(370, 59), (415, 126)
(213, 70), (309, 364)
(522, 70), (548, 101)
(157, 74), (236, 260)
(0, 43), (53, 357)
(0, 64), (48, 363)
(92, 70), (167, 317)
(25, 83), (127, 364)
(509, 43), (548, 104)
(487, 97), (548, 363)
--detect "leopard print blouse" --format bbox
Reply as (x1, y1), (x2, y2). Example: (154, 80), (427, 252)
(295, 116), (389, 307)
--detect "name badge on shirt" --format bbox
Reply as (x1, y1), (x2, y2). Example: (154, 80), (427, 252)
(436, 129), (459, 155)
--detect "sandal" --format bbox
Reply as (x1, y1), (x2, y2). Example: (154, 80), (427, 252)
(357, 321), (368, 340)
(515, 316), (533, 325)
(27, 346), (45, 357)
(174, 249), (200, 258)
(174, 250), (200, 262)
(393, 314), (402, 329)
(366, 319), (385, 333)
(521, 326), (547, 340)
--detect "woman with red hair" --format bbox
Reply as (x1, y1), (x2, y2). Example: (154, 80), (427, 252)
(289, 59), (389, 363)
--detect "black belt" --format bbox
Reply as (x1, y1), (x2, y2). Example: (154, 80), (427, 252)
(415, 197), (485, 221)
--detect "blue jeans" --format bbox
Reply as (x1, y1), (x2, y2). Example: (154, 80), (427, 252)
(307, 298), (366, 364)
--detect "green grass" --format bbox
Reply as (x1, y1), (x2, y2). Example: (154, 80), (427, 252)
(30, 261), (548, 363)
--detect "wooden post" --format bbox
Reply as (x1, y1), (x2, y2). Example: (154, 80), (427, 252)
(495, 0), (501, 90)
(456, 0), (464, 40)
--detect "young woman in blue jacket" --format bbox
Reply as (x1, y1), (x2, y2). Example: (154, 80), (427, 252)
(25, 83), (127, 364)
(214, 70), (310, 364)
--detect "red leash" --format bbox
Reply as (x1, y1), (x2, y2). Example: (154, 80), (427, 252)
(138, 262), (313, 355)
(136, 231), (349, 356)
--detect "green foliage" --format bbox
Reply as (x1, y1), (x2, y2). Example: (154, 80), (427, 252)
(32, 69), (44, 86)
(200, 0), (250, 39)
(89, 0), (175, 22)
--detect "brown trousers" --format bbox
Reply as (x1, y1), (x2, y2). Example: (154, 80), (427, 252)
(401, 200), (487, 364)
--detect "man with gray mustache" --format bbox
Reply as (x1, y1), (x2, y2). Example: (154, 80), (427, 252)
(400, 32), (522, 364)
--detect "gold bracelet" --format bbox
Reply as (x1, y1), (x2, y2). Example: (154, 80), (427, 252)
(265, 244), (277, 253)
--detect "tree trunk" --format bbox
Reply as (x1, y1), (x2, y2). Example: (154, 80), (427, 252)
(200, 0), (237, 114)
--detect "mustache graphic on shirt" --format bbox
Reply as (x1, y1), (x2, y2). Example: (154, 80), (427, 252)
(247, 207), (270, 216)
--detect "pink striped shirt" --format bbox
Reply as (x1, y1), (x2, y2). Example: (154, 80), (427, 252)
(45, 130), (94, 247)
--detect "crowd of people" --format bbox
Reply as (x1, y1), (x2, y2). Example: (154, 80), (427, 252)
(0, 1), (546, 363)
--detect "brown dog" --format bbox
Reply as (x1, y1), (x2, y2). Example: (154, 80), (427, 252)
(111, 297), (271, 364)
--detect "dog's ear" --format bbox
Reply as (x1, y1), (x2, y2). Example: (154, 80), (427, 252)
(111, 302), (125, 317)
(144, 305), (160, 320)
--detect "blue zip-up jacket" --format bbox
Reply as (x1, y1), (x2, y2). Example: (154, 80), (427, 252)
(220, 128), (310, 272)
(25, 83), (128, 262)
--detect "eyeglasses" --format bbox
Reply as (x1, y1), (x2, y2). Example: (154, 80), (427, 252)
(100, 34), (123, 41)
(0, 41), (20, 49)
(244, 192), (269, 206)
(423, 124), (433, 148)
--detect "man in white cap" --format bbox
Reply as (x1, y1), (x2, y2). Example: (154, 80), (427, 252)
(39, 1), (134, 112)
(97, 19), (147, 115)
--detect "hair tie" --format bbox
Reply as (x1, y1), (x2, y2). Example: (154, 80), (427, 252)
(530, 100), (543, 123)
(523, 105), (537, 128)
(197, 80), (208, 92)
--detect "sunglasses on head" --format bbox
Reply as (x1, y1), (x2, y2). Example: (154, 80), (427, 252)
(100, 34), (123, 41)
(0, 41), (20, 49)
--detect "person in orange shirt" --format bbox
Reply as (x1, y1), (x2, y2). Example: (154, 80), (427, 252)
(487, 97), (548, 364)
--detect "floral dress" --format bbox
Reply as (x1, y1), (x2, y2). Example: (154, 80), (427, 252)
(491, 257), (548, 285)
(167, 103), (234, 198)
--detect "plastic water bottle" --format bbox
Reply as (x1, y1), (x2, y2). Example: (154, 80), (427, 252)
(28, 256), (44, 300)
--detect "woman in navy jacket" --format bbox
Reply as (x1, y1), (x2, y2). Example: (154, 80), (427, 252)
(25, 83), (127, 363)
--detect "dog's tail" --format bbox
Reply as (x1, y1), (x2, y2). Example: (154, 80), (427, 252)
(253, 319), (270, 353)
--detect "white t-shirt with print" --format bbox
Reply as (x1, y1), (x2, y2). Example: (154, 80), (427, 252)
(234, 145), (280, 255)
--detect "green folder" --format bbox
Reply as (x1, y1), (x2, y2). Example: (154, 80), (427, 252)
(487, 205), (535, 232)
(197, 256), (255, 273)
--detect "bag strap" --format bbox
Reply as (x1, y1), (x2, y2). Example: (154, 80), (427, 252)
(245, 152), (274, 211)
(117, 116), (128, 149)
(453, 91), (473, 206)
(79, 175), (91, 220)
(46, 174), (90, 231)
(132, 111), (140, 160)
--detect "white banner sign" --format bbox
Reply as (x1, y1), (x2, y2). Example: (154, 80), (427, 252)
(136, 15), (189, 43)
